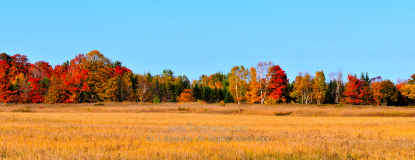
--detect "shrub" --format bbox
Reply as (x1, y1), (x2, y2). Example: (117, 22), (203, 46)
(152, 96), (161, 104)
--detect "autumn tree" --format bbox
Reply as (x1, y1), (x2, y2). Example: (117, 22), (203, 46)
(27, 61), (52, 103)
(290, 74), (303, 104)
(380, 80), (399, 105)
(344, 75), (371, 105)
(267, 65), (288, 104)
(228, 66), (248, 104)
(400, 83), (415, 103)
(371, 81), (383, 106)
(45, 65), (70, 103)
(290, 73), (312, 104)
(409, 74), (415, 84)
(64, 55), (90, 103)
(101, 64), (133, 102)
(177, 89), (194, 102)
(135, 74), (152, 103)
(344, 75), (363, 104)
(398, 74), (415, 105)
(84, 50), (113, 102)
(246, 67), (260, 104)
(7, 55), (31, 103)
(0, 53), (12, 103)
(256, 61), (273, 104)
(45, 75), (68, 104)
(360, 73), (376, 104)
(312, 71), (327, 104)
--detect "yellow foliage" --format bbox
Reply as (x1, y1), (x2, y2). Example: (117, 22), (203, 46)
(246, 67), (260, 104)
(400, 84), (415, 101)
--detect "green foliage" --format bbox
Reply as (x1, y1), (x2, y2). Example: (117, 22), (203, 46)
(152, 96), (161, 104)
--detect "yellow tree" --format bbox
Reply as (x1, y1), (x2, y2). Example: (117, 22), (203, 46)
(400, 84), (415, 101)
(371, 81), (383, 106)
(290, 73), (313, 104)
(246, 67), (260, 104)
(228, 66), (248, 104)
(302, 74), (313, 104)
(290, 74), (304, 104)
(135, 74), (151, 103)
(101, 72), (134, 102)
(312, 71), (327, 105)
(84, 50), (113, 102)
(409, 74), (415, 84)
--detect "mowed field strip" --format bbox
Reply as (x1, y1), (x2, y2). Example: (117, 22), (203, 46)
(0, 104), (415, 160)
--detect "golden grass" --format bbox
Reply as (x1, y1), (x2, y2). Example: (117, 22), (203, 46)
(2, 103), (415, 117)
(0, 104), (415, 159)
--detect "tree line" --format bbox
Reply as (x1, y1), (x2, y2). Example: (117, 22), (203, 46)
(0, 50), (414, 106)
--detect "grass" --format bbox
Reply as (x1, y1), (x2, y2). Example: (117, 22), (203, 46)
(0, 103), (414, 159)
(274, 111), (293, 116)
(1, 103), (415, 117)
(10, 107), (33, 113)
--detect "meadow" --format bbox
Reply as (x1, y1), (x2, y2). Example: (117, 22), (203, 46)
(0, 103), (415, 160)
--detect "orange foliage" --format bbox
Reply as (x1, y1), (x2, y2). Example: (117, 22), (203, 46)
(177, 89), (194, 102)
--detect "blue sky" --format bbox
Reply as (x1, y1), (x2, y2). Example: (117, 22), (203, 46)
(1, 0), (414, 81)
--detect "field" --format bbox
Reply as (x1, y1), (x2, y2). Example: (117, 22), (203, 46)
(1, 103), (415, 160)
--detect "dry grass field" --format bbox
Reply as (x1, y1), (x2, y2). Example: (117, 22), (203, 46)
(1, 103), (415, 160)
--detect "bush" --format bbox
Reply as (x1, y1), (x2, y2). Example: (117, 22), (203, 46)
(177, 89), (195, 103)
(152, 96), (161, 104)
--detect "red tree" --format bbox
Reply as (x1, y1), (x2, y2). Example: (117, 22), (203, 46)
(344, 75), (371, 105)
(0, 58), (12, 103)
(27, 62), (53, 103)
(267, 65), (288, 103)
(3, 54), (31, 103)
(63, 54), (90, 103)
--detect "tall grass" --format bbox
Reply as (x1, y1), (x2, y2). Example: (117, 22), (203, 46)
(0, 110), (414, 159)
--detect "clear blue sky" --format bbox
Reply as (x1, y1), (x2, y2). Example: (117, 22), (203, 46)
(1, 0), (414, 81)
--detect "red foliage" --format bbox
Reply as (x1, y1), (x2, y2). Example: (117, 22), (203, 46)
(344, 75), (371, 105)
(31, 61), (53, 79)
(9, 54), (30, 76)
(27, 77), (43, 103)
(63, 54), (90, 103)
(114, 66), (131, 76)
(44, 55), (90, 103)
(0, 59), (11, 102)
(267, 65), (288, 102)
(26, 61), (53, 103)
(0, 54), (31, 103)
